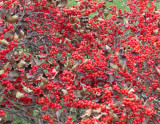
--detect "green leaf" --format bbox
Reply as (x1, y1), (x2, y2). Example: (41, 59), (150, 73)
(33, 110), (39, 116)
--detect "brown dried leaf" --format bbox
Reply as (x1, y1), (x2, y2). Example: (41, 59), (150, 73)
(156, 66), (160, 74)
(118, 49), (123, 56)
(40, 76), (48, 84)
(62, 89), (68, 95)
(38, 119), (42, 124)
(30, 57), (43, 66)
(93, 114), (102, 119)
(121, 55), (127, 65)
(134, 94), (140, 100)
(79, 29), (84, 33)
(80, 90), (89, 97)
(26, 73), (35, 79)
(124, 18), (129, 27)
(80, 9), (86, 13)
(73, 91), (82, 98)
(51, 68), (58, 79)
(2, 120), (13, 124)
(93, 108), (101, 113)
(71, 63), (79, 72)
(8, 70), (21, 77)
(3, 62), (10, 72)
(105, 45), (111, 53)
(56, 109), (61, 120)
(22, 84), (33, 93)
(0, 10), (5, 20)
(115, 77), (125, 81)
(82, 59), (89, 65)
(36, 55), (47, 59)
(61, 0), (68, 6)
(66, 57), (72, 68)
(131, 51), (139, 56)
(25, 64), (32, 73)
(81, 109), (92, 118)
(57, 0), (67, 8)
(104, 12), (109, 17)
(119, 55), (127, 70)
(109, 74), (114, 83)
(26, 109), (33, 117)
(109, 110), (119, 121)
(0, 96), (4, 104)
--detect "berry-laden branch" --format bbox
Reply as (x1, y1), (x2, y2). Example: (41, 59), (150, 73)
(0, 0), (160, 124)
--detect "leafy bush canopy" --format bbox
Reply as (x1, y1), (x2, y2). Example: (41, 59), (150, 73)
(0, 0), (160, 124)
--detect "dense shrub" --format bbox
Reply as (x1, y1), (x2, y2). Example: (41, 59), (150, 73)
(0, 0), (160, 123)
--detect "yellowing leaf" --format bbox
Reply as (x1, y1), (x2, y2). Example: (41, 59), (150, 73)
(17, 60), (26, 68)
(0, 39), (9, 46)
(22, 84), (33, 93)
(16, 91), (25, 99)
(110, 63), (119, 70)
(7, 15), (18, 23)
(14, 33), (19, 40)
(156, 88), (160, 93)
(19, 30), (25, 38)
(0, 70), (4, 75)
(94, 113), (108, 119)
